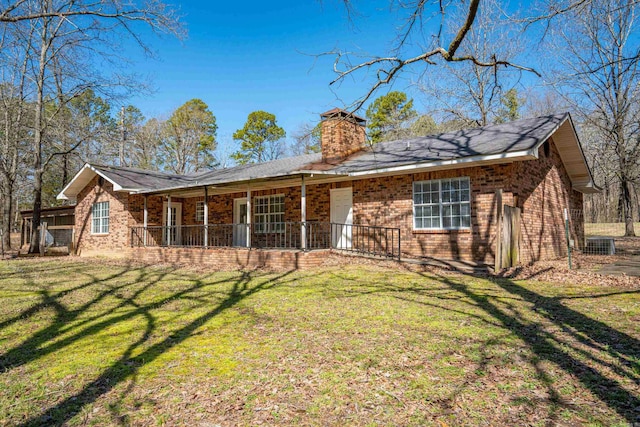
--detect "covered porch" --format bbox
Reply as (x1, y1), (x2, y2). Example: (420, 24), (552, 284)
(129, 174), (401, 260)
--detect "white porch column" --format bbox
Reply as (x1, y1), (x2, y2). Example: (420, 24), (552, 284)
(167, 195), (172, 246)
(143, 195), (148, 246)
(203, 186), (209, 247)
(246, 188), (252, 248)
(301, 175), (307, 250)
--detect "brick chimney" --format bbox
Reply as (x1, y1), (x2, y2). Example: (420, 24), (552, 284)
(320, 108), (366, 162)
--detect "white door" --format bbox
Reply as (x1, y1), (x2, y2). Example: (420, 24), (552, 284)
(330, 187), (353, 249)
(233, 198), (248, 247)
(162, 202), (182, 245)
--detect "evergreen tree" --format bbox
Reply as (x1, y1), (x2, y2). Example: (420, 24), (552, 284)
(232, 111), (286, 164)
(365, 91), (417, 143)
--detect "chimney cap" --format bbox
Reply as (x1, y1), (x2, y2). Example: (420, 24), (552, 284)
(320, 108), (366, 125)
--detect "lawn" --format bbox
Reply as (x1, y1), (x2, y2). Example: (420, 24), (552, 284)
(0, 259), (638, 426)
(585, 222), (640, 237)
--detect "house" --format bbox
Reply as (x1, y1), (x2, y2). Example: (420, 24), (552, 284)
(57, 108), (598, 270)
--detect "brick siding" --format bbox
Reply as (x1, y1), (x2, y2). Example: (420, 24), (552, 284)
(513, 138), (584, 264)
(74, 138), (583, 267)
(74, 176), (134, 256)
(129, 247), (327, 270)
(320, 116), (366, 161)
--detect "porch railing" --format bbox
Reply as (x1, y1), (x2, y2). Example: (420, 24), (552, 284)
(130, 222), (401, 260)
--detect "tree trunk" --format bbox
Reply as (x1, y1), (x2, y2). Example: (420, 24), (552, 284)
(1, 178), (12, 250)
(62, 152), (68, 186)
(621, 178), (635, 236)
(28, 15), (49, 254)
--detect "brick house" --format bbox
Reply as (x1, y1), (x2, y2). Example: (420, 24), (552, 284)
(57, 108), (598, 269)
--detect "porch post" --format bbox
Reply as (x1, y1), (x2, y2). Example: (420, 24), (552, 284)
(203, 186), (209, 247)
(167, 195), (172, 246)
(20, 218), (25, 247)
(301, 175), (307, 250)
(246, 188), (252, 248)
(143, 195), (148, 246)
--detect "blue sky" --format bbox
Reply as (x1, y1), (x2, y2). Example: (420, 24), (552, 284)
(123, 0), (544, 159)
(125, 1), (423, 155)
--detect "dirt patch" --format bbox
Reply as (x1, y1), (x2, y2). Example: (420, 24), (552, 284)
(495, 254), (639, 288)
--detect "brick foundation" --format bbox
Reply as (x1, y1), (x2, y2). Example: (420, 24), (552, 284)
(128, 247), (328, 270)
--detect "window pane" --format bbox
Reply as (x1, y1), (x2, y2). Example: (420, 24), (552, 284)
(413, 179), (471, 230)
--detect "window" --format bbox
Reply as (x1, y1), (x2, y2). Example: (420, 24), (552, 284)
(196, 201), (205, 222)
(91, 201), (109, 234)
(413, 177), (471, 230)
(254, 194), (285, 233)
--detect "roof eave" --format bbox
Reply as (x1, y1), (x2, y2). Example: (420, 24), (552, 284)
(344, 149), (539, 177)
(56, 163), (143, 200)
(132, 170), (345, 195)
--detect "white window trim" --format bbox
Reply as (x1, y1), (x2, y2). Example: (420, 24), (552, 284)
(91, 201), (110, 235)
(413, 177), (471, 231)
(195, 201), (205, 222)
(253, 194), (285, 234)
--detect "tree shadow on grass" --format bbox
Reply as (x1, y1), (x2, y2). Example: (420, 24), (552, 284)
(322, 268), (640, 425)
(0, 261), (298, 426)
(424, 270), (640, 424)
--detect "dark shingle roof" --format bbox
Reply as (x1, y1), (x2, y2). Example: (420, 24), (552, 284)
(329, 113), (568, 173)
(64, 113), (574, 197)
(189, 153), (322, 187)
(92, 165), (194, 190)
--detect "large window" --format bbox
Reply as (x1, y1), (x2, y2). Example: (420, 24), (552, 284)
(254, 194), (285, 233)
(195, 201), (205, 222)
(91, 201), (109, 234)
(413, 177), (471, 230)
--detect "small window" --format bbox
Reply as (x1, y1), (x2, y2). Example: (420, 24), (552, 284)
(254, 194), (285, 233)
(196, 201), (205, 222)
(543, 140), (551, 157)
(91, 201), (109, 234)
(413, 177), (471, 230)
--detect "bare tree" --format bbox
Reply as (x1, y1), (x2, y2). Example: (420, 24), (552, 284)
(291, 122), (321, 156)
(0, 17), (33, 250)
(0, 0), (184, 253)
(130, 117), (163, 171)
(417, 0), (524, 126)
(550, 0), (640, 235)
(329, 0), (538, 110)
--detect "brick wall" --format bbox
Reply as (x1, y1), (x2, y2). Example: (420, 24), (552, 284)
(320, 115), (366, 161)
(74, 176), (133, 256)
(75, 144), (584, 266)
(512, 138), (584, 264)
(129, 247), (328, 270)
(352, 164), (514, 263)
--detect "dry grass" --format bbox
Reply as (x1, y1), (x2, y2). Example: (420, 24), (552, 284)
(585, 222), (640, 237)
(0, 258), (638, 426)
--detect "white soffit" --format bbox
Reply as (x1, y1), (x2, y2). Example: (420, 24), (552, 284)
(56, 164), (139, 200)
(551, 118), (600, 193)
